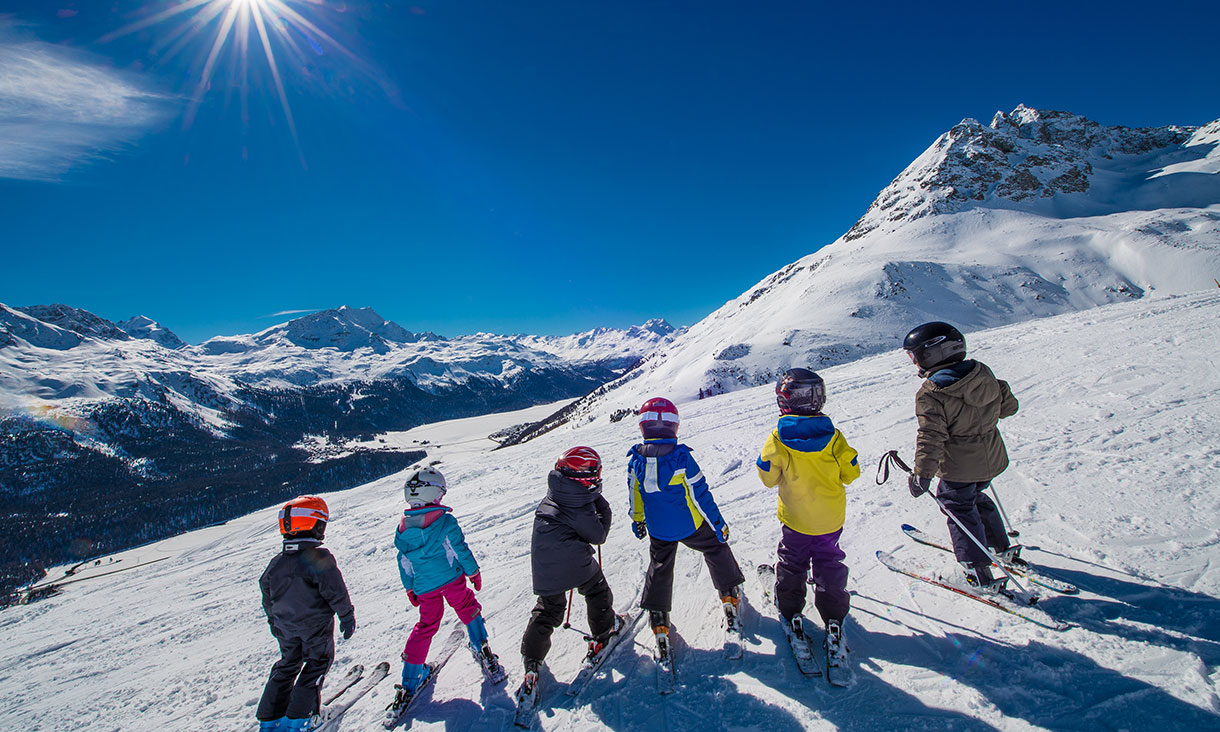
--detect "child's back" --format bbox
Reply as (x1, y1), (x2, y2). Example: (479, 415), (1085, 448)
(757, 413), (859, 537)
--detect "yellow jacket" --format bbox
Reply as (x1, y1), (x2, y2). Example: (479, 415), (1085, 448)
(756, 415), (860, 536)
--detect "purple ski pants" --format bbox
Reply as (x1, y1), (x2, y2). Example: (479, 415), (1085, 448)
(402, 576), (481, 664)
(775, 525), (849, 625)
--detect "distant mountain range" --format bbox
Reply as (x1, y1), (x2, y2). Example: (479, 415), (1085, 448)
(0, 305), (676, 594)
(522, 106), (1220, 434)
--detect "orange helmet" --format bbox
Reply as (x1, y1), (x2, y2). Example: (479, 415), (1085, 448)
(279, 496), (330, 536)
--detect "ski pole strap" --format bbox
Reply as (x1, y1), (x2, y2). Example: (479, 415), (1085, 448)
(876, 450), (914, 484)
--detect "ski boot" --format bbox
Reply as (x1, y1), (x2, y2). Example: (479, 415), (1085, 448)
(786, 613), (811, 643)
(258, 719), (285, 732)
(514, 657), (542, 708)
(586, 613), (627, 660)
(825, 618), (846, 660)
(282, 719), (311, 732)
(962, 562), (1010, 596)
(465, 615), (507, 684)
(649, 611), (672, 661)
(720, 585), (741, 631)
(997, 544), (1028, 568)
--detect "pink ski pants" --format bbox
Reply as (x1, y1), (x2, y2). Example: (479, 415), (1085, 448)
(402, 576), (481, 664)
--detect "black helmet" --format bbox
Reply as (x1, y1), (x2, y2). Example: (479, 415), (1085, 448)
(903, 322), (966, 373)
(776, 368), (826, 415)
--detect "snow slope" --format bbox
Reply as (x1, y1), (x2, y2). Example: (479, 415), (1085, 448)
(563, 107), (1220, 412)
(4, 290), (1219, 731)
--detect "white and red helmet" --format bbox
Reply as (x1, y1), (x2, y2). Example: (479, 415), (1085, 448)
(279, 496), (329, 537)
(638, 397), (679, 440)
(405, 467), (447, 508)
(556, 446), (602, 489)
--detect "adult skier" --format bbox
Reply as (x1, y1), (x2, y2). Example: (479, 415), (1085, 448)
(256, 496), (356, 732)
(902, 322), (1021, 591)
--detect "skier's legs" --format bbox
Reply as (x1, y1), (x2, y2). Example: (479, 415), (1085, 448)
(578, 569), (616, 640)
(775, 526), (814, 619)
(402, 590), (447, 664)
(257, 635), (304, 721)
(974, 483), (1011, 553)
(936, 479), (992, 566)
(285, 626), (334, 719)
(806, 529), (850, 625)
(681, 523), (746, 595)
(438, 575), (482, 625)
(641, 537), (679, 612)
(520, 593), (566, 662)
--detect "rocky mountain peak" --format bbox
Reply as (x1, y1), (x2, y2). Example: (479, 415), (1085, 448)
(118, 315), (186, 349)
(14, 304), (130, 342)
(844, 106), (1203, 241)
(264, 306), (420, 353)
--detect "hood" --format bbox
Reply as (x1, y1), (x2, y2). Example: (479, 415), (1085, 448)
(776, 415), (836, 453)
(397, 504), (450, 536)
(927, 361), (1002, 407)
(634, 438), (677, 458)
(546, 470), (601, 507)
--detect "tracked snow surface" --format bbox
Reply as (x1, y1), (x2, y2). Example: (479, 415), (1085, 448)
(4, 290), (1218, 731)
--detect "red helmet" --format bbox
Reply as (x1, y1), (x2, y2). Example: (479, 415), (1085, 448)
(556, 446), (602, 487)
(638, 397), (679, 440)
(279, 496), (329, 537)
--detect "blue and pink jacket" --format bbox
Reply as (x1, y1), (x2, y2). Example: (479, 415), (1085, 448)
(394, 505), (479, 596)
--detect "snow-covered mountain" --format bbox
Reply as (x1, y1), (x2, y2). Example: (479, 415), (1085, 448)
(0, 304), (675, 593)
(548, 107), (1220, 424)
(6, 291), (1218, 731)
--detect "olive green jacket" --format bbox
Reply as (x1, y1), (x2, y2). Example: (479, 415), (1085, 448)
(914, 360), (1018, 482)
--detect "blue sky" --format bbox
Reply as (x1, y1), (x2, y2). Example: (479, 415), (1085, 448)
(1, 1), (1217, 344)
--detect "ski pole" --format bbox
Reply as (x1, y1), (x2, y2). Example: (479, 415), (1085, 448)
(986, 484), (1020, 538)
(876, 451), (1036, 605)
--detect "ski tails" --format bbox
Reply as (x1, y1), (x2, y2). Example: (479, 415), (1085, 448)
(877, 549), (1071, 631)
(322, 663), (363, 706)
(314, 661), (390, 732)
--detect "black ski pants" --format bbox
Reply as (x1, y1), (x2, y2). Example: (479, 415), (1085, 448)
(937, 479), (1011, 567)
(640, 522), (744, 613)
(256, 624), (334, 721)
(520, 569), (615, 664)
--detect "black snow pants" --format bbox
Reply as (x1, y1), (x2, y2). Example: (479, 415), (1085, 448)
(640, 522), (745, 613)
(937, 479), (1011, 567)
(256, 624), (334, 721)
(520, 569), (615, 663)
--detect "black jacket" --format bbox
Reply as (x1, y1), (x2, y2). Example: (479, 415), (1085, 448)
(260, 539), (355, 640)
(531, 471), (612, 596)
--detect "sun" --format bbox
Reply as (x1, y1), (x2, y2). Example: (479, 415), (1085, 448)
(101, 0), (367, 156)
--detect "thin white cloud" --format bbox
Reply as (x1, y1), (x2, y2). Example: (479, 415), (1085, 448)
(0, 22), (168, 181)
(260, 309), (322, 318)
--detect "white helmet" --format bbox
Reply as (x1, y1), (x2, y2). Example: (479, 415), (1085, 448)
(404, 467), (447, 508)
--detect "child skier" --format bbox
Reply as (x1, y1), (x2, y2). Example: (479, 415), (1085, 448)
(628, 397), (745, 655)
(756, 369), (860, 661)
(902, 321), (1020, 591)
(257, 496), (356, 732)
(515, 446), (622, 707)
(386, 467), (505, 724)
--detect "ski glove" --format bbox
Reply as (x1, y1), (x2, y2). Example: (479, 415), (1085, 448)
(340, 616), (356, 640)
(908, 473), (931, 498)
(468, 571), (482, 592)
(407, 590), (419, 607)
(632, 521), (648, 540)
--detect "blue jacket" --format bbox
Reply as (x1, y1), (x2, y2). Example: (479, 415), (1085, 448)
(627, 439), (727, 542)
(394, 505), (480, 595)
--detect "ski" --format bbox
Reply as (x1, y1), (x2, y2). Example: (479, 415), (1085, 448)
(877, 549), (1071, 631)
(311, 661), (389, 732)
(512, 674), (541, 730)
(823, 621), (851, 688)
(383, 629), (466, 730)
(565, 610), (646, 697)
(723, 602), (743, 661)
(757, 564), (822, 678)
(322, 663), (363, 706)
(653, 630), (676, 694)
(901, 524), (1079, 594)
